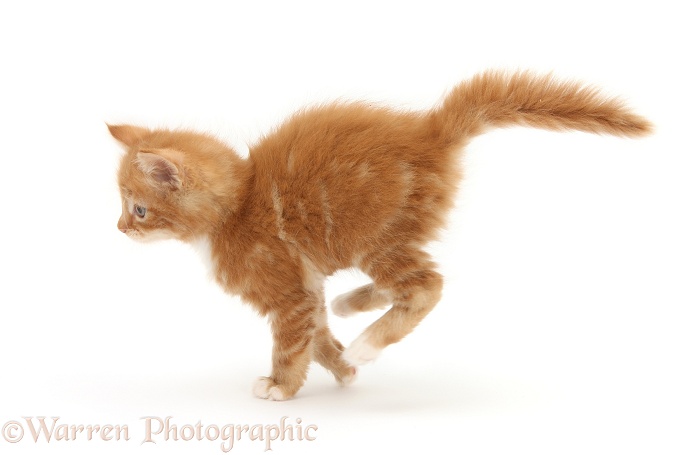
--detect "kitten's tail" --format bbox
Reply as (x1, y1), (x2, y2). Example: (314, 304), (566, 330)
(429, 71), (652, 145)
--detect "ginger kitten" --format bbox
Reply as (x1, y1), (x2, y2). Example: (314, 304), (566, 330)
(110, 71), (651, 400)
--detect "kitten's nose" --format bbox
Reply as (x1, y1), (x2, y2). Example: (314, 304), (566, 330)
(117, 216), (129, 233)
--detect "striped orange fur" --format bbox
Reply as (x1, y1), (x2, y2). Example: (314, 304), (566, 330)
(110, 71), (651, 400)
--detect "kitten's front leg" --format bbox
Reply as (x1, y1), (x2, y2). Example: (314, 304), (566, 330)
(252, 298), (316, 401)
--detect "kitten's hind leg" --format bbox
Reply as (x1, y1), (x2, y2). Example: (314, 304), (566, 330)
(313, 306), (357, 385)
(343, 247), (442, 366)
(331, 284), (391, 317)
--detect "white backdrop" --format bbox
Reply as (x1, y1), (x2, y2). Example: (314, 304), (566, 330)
(1, 1), (673, 454)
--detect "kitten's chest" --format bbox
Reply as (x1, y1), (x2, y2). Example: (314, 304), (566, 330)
(190, 235), (260, 293)
(191, 236), (218, 281)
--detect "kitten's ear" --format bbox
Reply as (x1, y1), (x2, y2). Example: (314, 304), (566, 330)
(107, 124), (150, 147)
(135, 151), (183, 189)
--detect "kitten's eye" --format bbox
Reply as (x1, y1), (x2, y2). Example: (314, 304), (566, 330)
(134, 205), (147, 218)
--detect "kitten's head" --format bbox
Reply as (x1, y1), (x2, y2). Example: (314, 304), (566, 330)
(109, 124), (247, 243)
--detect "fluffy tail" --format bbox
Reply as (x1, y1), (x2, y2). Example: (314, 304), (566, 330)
(429, 71), (652, 145)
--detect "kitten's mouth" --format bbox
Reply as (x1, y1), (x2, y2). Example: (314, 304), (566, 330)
(125, 231), (155, 244)
(119, 227), (142, 239)
(120, 228), (175, 243)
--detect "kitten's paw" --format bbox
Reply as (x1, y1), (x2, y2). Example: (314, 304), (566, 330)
(331, 293), (357, 318)
(337, 366), (358, 387)
(252, 377), (288, 401)
(343, 334), (382, 366)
